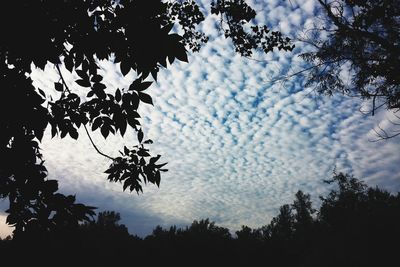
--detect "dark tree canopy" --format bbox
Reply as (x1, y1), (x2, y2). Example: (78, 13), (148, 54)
(301, 0), (400, 114)
(0, 0), (293, 236)
(2, 172), (399, 267)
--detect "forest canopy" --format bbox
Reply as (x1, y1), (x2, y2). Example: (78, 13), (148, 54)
(1, 172), (399, 266)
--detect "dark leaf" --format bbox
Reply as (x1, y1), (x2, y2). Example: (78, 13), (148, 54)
(175, 45), (188, 62)
(123, 178), (132, 191)
(119, 117), (127, 136)
(69, 128), (79, 139)
(150, 155), (161, 164)
(65, 56), (74, 72)
(92, 117), (102, 131)
(127, 116), (140, 128)
(155, 171), (161, 187)
(101, 125), (109, 138)
(138, 81), (153, 91)
(155, 162), (168, 169)
(76, 69), (89, 80)
(138, 150), (150, 157)
(138, 129), (143, 143)
(138, 92), (153, 105)
(93, 83), (107, 92)
(51, 125), (58, 138)
(87, 90), (95, 98)
(38, 88), (46, 98)
(55, 82), (64, 92)
(115, 88), (122, 102)
(91, 74), (103, 83)
(120, 60), (131, 76)
(76, 79), (91, 87)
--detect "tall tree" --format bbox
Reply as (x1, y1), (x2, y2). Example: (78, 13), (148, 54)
(292, 190), (315, 234)
(266, 204), (294, 242)
(0, 0), (293, 235)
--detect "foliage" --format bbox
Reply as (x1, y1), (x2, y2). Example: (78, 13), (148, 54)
(211, 0), (295, 56)
(301, 0), (400, 114)
(0, 0), (292, 236)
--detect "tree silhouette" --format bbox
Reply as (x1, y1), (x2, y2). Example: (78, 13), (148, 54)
(0, 0), (293, 236)
(300, 0), (400, 115)
(292, 190), (315, 235)
(266, 204), (294, 242)
(1, 171), (399, 266)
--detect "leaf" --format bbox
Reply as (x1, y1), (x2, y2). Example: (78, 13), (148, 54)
(138, 92), (153, 105)
(38, 88), (46, 98)
(51, 125), (58, 138)
(65, 55), (74, 72)
(123, 178), (132, 191)
(155, 162), (168, 169)
(131, 92), (140, 109)
(115, 88), (122, 102)
(120, 60), (131, 76)
(76, 69), (89, 80)
(128, 78), (140, 91)
(92, 117), (102, 131)
(138, 81), (152, 91)
(76, 79), (91, 87)
(54, 82), (64, 92)
(101, 125), (109, 138)
(124, 146), (129, 155)
(175, 45), (188, 62)
(127, 116), (140, 128)
(69, 128), (79, 139)
(91, 74), (103, 83)
(60, 130), (67, 138)
(144, 139), (153, 144)
(93, 83), (106, 91)
(150, 155), (161, 164)
(138, 150), (150, 157)
(119, 118), (127, 136)
(138, 129), (143, 143)
(155, 171), (161, 187)
(151, 68), (158, 81)
(87, 90), (95, 98)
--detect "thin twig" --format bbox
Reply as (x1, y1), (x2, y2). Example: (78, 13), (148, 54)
(84, 124), (115, 161)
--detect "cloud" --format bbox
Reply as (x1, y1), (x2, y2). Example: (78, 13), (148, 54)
(1, 0), (399, 237)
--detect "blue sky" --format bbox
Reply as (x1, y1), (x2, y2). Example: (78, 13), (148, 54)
(1, 0), (400, 238)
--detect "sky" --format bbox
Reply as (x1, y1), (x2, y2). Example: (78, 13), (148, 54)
(1, 0), (399, 238)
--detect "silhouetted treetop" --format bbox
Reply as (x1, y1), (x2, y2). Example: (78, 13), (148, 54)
(301, 0), (400, 114)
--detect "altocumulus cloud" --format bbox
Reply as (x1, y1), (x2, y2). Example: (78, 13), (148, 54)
(1, 0), (399, 238)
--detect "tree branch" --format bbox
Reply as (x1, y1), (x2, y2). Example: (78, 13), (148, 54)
(55, 63), (115, 161)
(84, 124), (115, 161)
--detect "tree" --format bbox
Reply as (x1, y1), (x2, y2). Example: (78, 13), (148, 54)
(292, 190), (315, 235)
(300, 0), (400, 116)
(266, 204), (294, 242)
(0, 0), (293, 236)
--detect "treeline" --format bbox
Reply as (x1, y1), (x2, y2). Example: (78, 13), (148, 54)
(1, 172), (399, 266)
